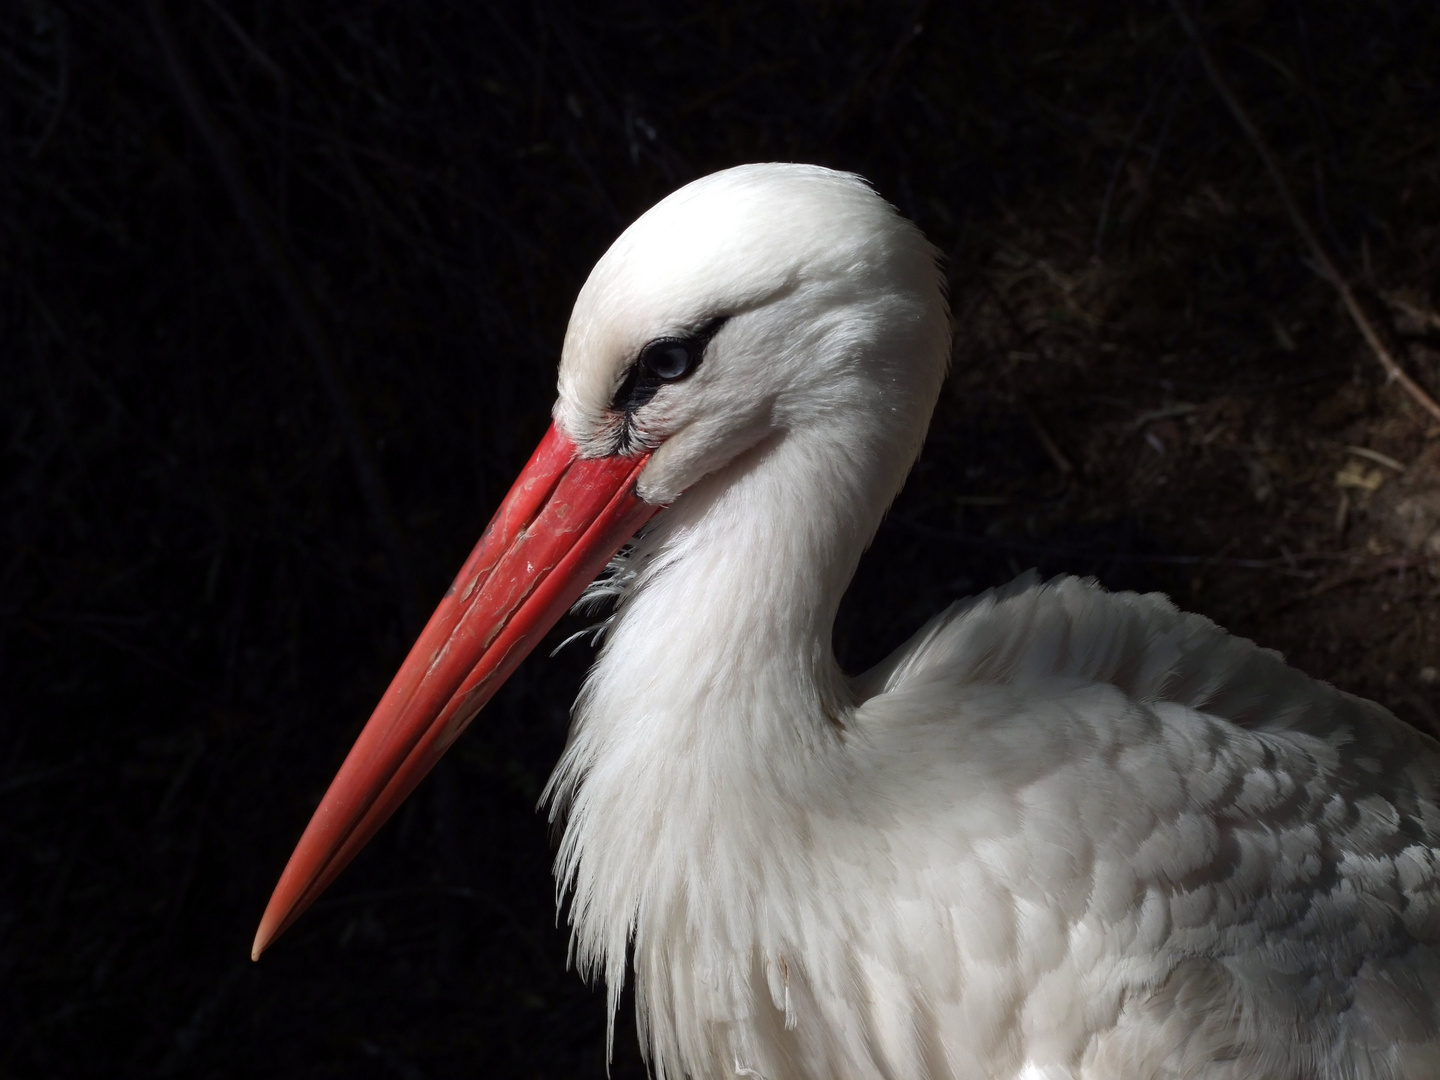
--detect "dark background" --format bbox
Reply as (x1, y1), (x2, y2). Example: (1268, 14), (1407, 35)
(5, 2), (1440, 1076)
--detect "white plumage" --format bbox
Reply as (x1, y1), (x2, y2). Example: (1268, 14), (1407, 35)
(257, 163), (1440, 1079)
(546, 165), (1440, 1078)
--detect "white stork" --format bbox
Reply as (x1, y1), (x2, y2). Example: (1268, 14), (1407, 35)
(253, 164), (1440, 1079)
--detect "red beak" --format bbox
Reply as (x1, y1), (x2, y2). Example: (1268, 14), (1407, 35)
(251, 422), (659, 959)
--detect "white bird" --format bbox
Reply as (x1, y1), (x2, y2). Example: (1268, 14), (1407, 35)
(253, 164), (1440, 1079)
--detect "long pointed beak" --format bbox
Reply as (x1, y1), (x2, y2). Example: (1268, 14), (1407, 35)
(252, 422), (659, 959)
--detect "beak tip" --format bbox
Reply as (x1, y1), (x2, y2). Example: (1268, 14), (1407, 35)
(251, 911), (280, 961)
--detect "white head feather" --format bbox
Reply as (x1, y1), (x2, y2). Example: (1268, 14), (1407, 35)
(554, 163), (950, 505)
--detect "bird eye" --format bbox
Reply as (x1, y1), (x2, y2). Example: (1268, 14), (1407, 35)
(639, 339), (697, 381)
(610, 316), (728, 416)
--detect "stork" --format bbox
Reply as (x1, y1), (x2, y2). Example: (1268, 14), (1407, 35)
(253, 164), (1440, 1079)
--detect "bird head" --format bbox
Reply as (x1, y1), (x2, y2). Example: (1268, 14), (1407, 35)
(251, 164), (948, 958)
(557, 163), (948, 503)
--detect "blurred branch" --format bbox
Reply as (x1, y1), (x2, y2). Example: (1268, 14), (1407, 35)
(1168, 0), (1440, 427)
(29, 6), (70, 160)
(144, 0), (420, 630)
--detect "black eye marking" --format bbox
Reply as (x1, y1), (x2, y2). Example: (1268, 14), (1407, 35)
(610, 315), (729, 414)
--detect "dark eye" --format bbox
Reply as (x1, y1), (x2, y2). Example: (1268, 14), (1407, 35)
(610, 315), (728, 415)
(638, 339), (698, 381)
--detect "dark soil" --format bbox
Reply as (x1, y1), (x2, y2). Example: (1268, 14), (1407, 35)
(5, 2), (1439, 1077)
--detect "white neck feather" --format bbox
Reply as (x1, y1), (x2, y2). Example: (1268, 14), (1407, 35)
(542, 413), (914, 1047)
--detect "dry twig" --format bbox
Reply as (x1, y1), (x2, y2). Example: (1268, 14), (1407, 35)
(1168, 0), (1440, 427)
(1291, 555), (1432, 606)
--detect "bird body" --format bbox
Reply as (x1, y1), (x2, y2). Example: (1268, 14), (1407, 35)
(256, 164), (1440, 1079)
(554, 568), (1440, 1078)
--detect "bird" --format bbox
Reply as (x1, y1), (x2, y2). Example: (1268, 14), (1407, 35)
(253, 163), (1440, 1079)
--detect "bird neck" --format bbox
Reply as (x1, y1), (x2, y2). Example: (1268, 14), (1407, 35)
(542, 420), (900, 996)
(578, 420), (908, 765)
(541, 408), (926, 1034)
